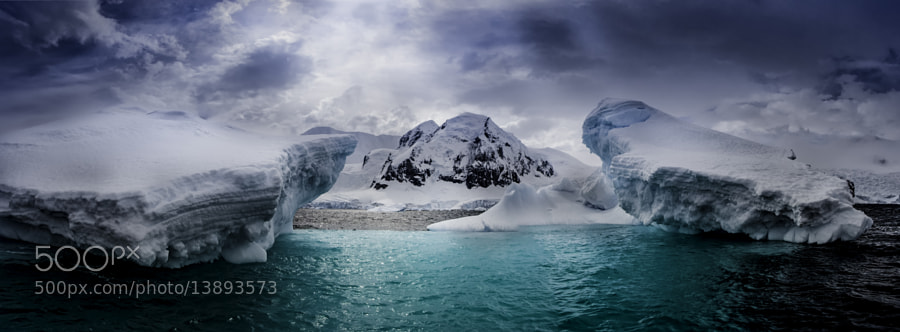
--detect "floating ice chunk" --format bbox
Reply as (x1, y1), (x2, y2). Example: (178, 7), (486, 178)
(582, 98), (872, 243)
(221, 240), (268, 264)
(427, 183), (634, 232)
(0, 109), (355, 267)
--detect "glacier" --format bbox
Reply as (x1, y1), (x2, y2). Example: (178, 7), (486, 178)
(582, 99), (872, 243)
(0, 110), (355, 267)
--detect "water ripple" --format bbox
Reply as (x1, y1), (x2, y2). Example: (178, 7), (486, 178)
(1, 206), (898, 331)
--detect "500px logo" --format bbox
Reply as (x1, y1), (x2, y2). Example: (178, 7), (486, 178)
(35, 245), (141, 272)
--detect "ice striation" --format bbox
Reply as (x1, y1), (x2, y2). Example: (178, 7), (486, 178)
(0, 110), (355, 267)
(582, 98), (872, 243)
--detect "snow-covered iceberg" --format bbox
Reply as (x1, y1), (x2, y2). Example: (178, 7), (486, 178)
(427, 182), (634, 232)
(582, 99), (872, 243)
(0, 110), (355, 267)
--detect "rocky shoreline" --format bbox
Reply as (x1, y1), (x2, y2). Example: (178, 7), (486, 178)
(293, 209), (483, 231)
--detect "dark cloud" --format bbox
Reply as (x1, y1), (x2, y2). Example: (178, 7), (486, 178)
(98, 0), (221, 24)
(2, 0), (900, 164)
(518, 16), (576, 51)
(422, 1), (898, 114)
(583, 1), (900, 73)
(428, 1), (900, 81)
(516, 13), (604, 75)
(0, 1), (115, 78)
(426, 6), (604, 77)
(0, 0), (325, 133)
(197, 45), (313, 102)
(428, 9), (516, 49)
(0, 1), (129, 132)
(818, 50), (900, 98)
(0, 1), (115, 51)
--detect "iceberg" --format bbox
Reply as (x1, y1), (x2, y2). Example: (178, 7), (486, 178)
(582, 99), (872, 243)
(0, 110), (355, 267)
(427, 182), (634, 232)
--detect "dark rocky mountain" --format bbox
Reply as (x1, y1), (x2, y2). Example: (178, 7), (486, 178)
(369, 113), (554, 189)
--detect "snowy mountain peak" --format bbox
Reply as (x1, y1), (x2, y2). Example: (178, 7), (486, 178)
(437, 112), (527, 147)
(398, 120), (439, 148)
(373, 112), (555, 189)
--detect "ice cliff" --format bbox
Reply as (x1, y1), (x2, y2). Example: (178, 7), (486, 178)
(0, 110), (355, 267)
(582, 99), (872, 243)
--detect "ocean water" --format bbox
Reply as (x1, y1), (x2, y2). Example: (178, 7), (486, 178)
(1, 205), (898, 331)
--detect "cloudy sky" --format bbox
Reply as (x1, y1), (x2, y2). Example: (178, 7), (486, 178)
(2, 0), (899, 165)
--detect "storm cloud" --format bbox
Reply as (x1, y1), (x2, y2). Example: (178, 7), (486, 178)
(1, 0), (899, 164)
(197, 45), (313, 102)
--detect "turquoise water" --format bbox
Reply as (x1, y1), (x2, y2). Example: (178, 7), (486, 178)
(2, 207), (899, 331)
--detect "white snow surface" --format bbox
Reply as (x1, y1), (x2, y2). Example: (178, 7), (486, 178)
(0, 109), (355, 267)
(427, 183), (634, 232)
(729, 129), (900, 174)
(725, 129), (900, 204)
(398, 120), (439, 149)
(828, 169), (900, 204)
(582, 98), (872, 243)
